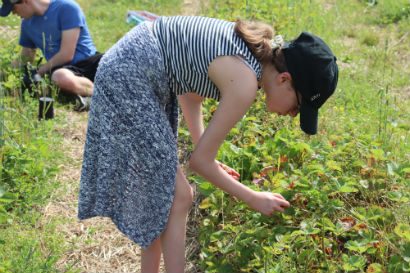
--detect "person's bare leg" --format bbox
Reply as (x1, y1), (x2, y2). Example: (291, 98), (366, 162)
(141, 237), (162, 273)
(161, 166), (194, 273)
(51, 68), (93, 96)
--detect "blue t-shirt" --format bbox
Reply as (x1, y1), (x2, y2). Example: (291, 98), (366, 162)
(19, 0), (96, 64)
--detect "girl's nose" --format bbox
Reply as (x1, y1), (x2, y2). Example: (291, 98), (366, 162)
(288, 108), (299, 117)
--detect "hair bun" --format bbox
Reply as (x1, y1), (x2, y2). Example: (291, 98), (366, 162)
(271, 35), (284, 50)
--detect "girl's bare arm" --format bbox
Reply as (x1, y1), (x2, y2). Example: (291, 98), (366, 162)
(189, 55), (290, 215)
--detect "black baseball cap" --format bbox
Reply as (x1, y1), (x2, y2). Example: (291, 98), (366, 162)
(283, 32), (339, 135)
(0, 0), (20, 17)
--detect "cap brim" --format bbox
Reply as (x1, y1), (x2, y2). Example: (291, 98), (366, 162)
(0, 2), (13, 17)
(300, 101), (318, 135)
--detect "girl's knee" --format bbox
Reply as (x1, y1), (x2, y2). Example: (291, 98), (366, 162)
(172, 175), (194, 213)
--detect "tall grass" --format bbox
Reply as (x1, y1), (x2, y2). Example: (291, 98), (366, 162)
(0, 59), (71, 272)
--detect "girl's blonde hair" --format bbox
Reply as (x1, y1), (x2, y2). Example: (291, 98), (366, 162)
(234, 20), (288, 72)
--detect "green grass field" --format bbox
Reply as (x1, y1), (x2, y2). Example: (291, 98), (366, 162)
(1, 0), (409, 272)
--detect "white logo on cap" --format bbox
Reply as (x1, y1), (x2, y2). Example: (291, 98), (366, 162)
(311, 93), (320, 101)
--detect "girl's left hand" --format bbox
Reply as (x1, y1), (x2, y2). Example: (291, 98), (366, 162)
(218, 161), (240, 180)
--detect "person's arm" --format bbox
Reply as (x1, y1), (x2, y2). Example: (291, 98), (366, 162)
(178, 92), (204, 146)
(189, 56), (290, 216)
(37, 28), (80, 75)
(11, 47), (36, 69)
(179, 90), (240, 179)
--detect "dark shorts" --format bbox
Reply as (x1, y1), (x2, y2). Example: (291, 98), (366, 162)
(51, 53), (104, 82)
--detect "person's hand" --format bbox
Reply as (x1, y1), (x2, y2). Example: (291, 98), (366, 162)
(37, 65), (47, 76)
(218, 161), (240, 180)
(247, 191), (290, 216)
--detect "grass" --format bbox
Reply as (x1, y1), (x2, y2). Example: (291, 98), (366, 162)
(1, 0), (409, 272)
(0, 95), (75, 272)
(81, 0), (182, 51)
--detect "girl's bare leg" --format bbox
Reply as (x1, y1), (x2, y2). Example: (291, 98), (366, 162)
(141, 237), (162, 273)
(161, 166), (194, 273)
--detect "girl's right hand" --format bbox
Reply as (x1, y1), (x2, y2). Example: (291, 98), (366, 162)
(218, 161), (240, 180)
(247, 191), (290, 216)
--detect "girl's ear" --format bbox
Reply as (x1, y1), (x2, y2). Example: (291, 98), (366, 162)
(277, 72), (292, 84)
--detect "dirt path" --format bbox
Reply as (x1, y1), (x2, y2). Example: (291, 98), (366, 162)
(41, 1), (205, 273)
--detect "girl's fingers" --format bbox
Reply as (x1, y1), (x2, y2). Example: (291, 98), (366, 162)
(228, 170), (240, 180)
(229, 168), (240, 176)
(278, 199), (290, 208)
(219, 162), (240, 179)
(273, 193), (285, 200)
(272, 194), (290, 208)
(273, 205), (285, 213)
(228, 169), (238, 176)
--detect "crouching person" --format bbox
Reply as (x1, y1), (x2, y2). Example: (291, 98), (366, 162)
(0, 0), (102, 111)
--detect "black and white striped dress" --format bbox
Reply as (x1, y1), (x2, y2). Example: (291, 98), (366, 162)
(78, 16), (262, 248)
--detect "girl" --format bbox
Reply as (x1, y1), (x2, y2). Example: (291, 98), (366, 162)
(78, 16), (338, 273)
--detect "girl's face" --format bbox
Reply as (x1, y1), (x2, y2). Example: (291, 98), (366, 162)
(12, 0), (33, 19)
(262, 71), (301, 117)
